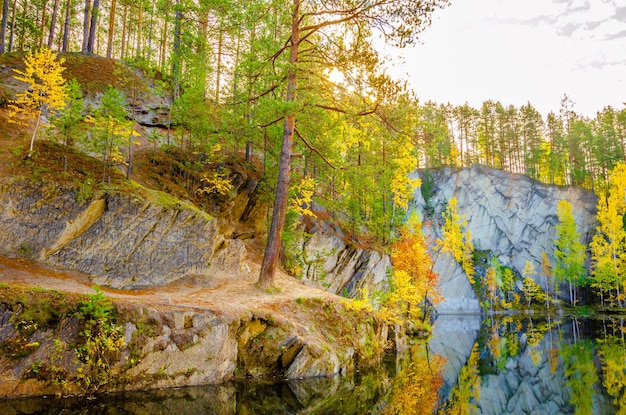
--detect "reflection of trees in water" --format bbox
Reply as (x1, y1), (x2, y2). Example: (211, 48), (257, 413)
(563, 337), (598, 415)
(438, 343), (481, 415)
(435, 316), (626, 415)
(598, 318), (626, 415)
(383, 341), (446, 415)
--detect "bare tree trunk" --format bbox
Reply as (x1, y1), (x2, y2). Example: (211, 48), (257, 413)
(47, 0), (60, 49)
(159, 2), (170, 72)
(17, 0), (26, 51)
(120, 4), (127, 58)
(7, 0), (15, 52)
(105, 0), (115, 57)
(38, 0), (48, 49)
(61, 0), (71, 51)
(0, 0), (9, 53)
(146, 3), (153, 62)
(171, 0), (181, 99)
(135, 2), (142, 58)
(257, 0), (300, 289)
(81, 0), (90, 52)
(86, 0), (98, 53)
(28, 108), (43, 158)
(215, 27), (223, 102)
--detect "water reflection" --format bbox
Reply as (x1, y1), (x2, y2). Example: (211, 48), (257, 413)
(1, 316), (624, 414)
(0, 365), (392, 415)
(438, 316), (626, 415)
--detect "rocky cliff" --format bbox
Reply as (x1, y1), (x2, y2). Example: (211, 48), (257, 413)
(0, 165), (600, 315)
(0, 180), (247, 289)
(298, 166), (599, 314)
(296, 219), (391, 299)
(410, 165), (598, 313)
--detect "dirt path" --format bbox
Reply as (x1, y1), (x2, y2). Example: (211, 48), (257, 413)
(0, 255), (338, 321)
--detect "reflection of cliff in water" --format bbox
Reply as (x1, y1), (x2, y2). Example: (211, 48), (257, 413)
(435, 316), (625, 415)
(429, 314), (482, 399)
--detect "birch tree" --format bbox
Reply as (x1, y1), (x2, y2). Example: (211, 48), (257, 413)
(554, 199), (587, 305)
(591, 162), (626, 307)
(8, 48), (67, 158)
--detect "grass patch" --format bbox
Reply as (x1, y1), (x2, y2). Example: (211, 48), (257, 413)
(0, 285), (83, 334)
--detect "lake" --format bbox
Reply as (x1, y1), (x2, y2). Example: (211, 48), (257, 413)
(1, 314), (624, 414)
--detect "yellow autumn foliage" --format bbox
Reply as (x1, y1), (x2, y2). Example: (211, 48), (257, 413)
(8, 48), (68, 157)
(438, 197), (475, 284)
(383, 346), (445, 415)
(382, 214), (441, 326)
(290, 174), (317, 218)
(197, 171), (234, 197)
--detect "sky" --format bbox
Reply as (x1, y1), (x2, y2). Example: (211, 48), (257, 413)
(385, 0), (626, 117)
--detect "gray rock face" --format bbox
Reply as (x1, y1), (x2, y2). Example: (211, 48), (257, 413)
(47, 193), (228, 288)
(410, 166), (598, 313)
(0, 181), (245, 288)
(298, 221), (391, 298)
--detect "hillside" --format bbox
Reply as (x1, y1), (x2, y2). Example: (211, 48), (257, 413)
(0, 54), (390, 398)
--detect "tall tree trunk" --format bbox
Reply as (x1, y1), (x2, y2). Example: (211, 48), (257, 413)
(17, 0), (26, 51)
(61, 0), (71, 51)
(0, 0), (9, 53)
(86, 0), (98, 53)
(7, 0), (15, 52)
(159, 6), (169, 72)
(105, 0), (115, 58)
(38, 0), (49, 49)
(135, 2), (142, 58)
(146, 3), (153, 62)
(81, 0), (90, 52)
(120, 4), (127, 58)
(215, 27), (223, 102)
(171, 0), (181, 99)
(257, 0), (300, 289)
(47, 0), (60, 49)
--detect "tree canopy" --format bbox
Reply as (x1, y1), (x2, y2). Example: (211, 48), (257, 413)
(2, 1), (626, 300)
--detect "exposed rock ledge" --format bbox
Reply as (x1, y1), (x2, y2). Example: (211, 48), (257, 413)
(0, 179), (387, 398)
(0, 180), (246, 289)
(0, 259), (386, 398)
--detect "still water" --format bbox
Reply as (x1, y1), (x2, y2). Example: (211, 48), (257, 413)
(1, 315), (624, 414)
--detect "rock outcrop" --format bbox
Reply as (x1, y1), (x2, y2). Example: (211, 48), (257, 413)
(0, 164), (600, 316)
(298, 220), (391, 298)
(0, 181), (246, 289)
(0, 288), (386, 398)
(410, 166), (598, 313)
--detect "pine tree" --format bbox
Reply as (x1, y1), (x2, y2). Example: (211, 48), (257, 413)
(52, 78), (85, 172)
(256, 0), (451, 289)
(84, 86), (132, 185)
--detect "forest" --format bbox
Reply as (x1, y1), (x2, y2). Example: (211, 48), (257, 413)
(1, 0), (626, 309)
